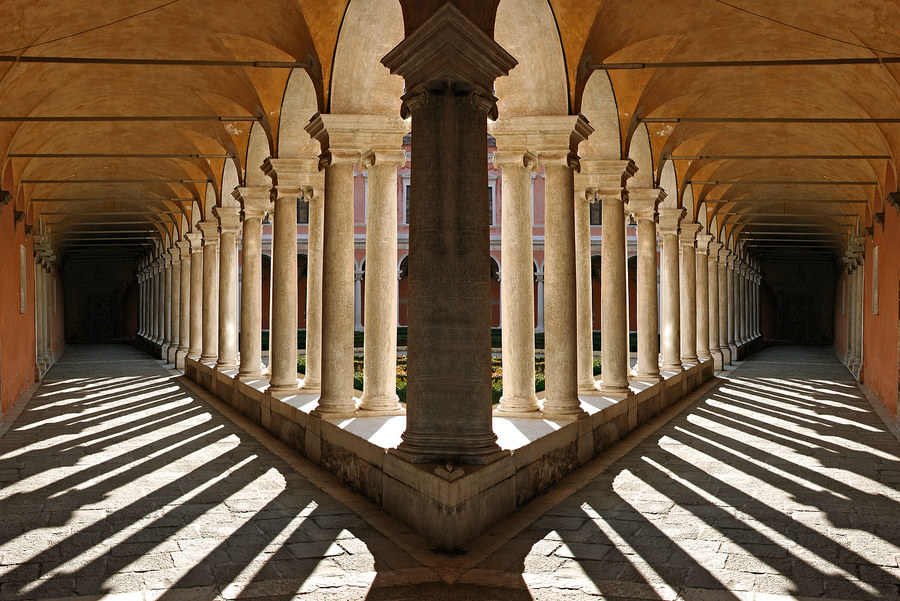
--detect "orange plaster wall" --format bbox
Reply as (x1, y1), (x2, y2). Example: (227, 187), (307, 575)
(862, 210), (900, 417)
(0, 204), (37, 415)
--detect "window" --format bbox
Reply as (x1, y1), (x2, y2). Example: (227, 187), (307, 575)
(297, 197), (309, 224)
(403, 181), (411, 225)
(590, 200), (602, 225)
(488, 184), (495, 225)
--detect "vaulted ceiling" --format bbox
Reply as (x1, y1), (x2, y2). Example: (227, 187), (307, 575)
(1, 0), (897, 264)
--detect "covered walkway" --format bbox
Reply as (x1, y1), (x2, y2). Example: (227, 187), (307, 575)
(1, 345), (897, 600)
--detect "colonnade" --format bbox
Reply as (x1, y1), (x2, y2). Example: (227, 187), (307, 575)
(843, 240), (865, 375)
(136, 5), (763, 464)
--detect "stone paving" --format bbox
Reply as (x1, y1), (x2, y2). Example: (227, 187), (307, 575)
(0, 344), (898, 600)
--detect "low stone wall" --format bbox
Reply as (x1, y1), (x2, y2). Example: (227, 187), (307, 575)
(181, 347), (731, 551)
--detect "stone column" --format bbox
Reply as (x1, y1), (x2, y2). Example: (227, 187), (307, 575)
(596, 160), (638, 396)
(717, 247), (731, 365)
(627, 189), (664, 382)
(354, 270), (364, 331)
(492, 147), (540, 413)
(535, 272), (544, 332)
(214, 206), (241, 370)
(32, 242), (46, 370)
(235, 187), (271, 381)
(175, 240), (191, 368)
(186, 231), (203, 358)
(359, 145), (407, 414)
(705, 238), (723, 368)
(572, 175), (599, 394)
(658, 208), (685, 371)
(168, 248), (181, 364)
(726, 253), (737, 361)
(197, 220), (220, 363)
(696, 234), (712, 361)
(161, 251), (173, 357)
(679, 223), (700, 363)
(305, 116), (364, 417)
(537, 117), (593, 416)
(154, 257), (164, 343)
(303, 170), (325, 392)
(738, 261), (747, 344)
(137, 270), (144, 337)
(262, 158), (306, 395)
(382, 5), (516, 462)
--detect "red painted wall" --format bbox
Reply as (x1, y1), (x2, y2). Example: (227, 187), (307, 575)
(0, 204), (37, 415)
(861, 209), (900, 417)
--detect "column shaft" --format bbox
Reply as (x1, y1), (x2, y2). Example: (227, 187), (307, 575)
(214, 207), (241, 369)
(726, 257), (736, 360)
(695, 236), (711, 361)
(304, 189), (324, 391)
(573, 187), (598, 394)
(267, 193), (300, 393)
(658, 209), (684, 371)
(679, 224), (700, 363)
(718, 250), (730, 365)
(360, 155), (405, 413)
(187, 232), (203, 358)
(163, 256), (172, 351)
(236, 189), (269, 380)
(169, 253), (181, 362)
(495, 152), (539, 413)
(176, 242), (191, 367)
(199, 222), (219, 362)
(628, 191), (663, 381)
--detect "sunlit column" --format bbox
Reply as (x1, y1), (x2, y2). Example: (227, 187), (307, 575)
(540, 116), (592, 417)
(161, 250), (173, 356)
(627, 189), (664, 382)
(214, 206), (241, 370)
(707, 240), (724, 369)
(197, 220), (220, 363)
(168, 247), (181, 364)
(235, 187), (271, 381)
(535, 272), (544, 332)
(186, 231), (203, 358)
(738, 261), (747, 344)
(572, 168), (600, 395)
(382, 9), (515, 461)
(679, 223), (700, 363)
(597, 160), (638, 396)
(303, 175), (325, 392)
(726, 253), (737, 361)
(359, 146), (407, 414)
(154, 256), (165, 344)
(492, 147), (540, 413)
(262, 158), (307, 395)
(175, 240), (191, 368)
(658, 208), (684, 371)
(305, 116), (361, 417)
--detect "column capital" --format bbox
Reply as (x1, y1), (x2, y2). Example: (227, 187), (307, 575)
(185, 230), (203, 253)
(726, 254), (737, 269)
(679, 222), (702, 247)
(717, 246), (732, 264)
(492, 150), (539, 172)
(697, 235), (714, 255)
(658, 207), (686, 234)
(626, 188), (665, 222)
(490, 116), (593, 164)
(176, 239), (191, 258)
(168, 246), (182, 265)
(233, 186), (272, 221)
(262, 157), (322, 198)
(582, 159), (638, 200)
(381, 3), (517, 112)
(307, 113), (408, 170)
(213, 205), (242, 234)
(196, 220), (220, 245)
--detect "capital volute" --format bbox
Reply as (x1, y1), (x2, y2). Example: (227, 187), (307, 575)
(492, 150), (538, 173)
(262, 157), (321, 199)
(360, 149), (407, 171)
(657, 207), (686, 234)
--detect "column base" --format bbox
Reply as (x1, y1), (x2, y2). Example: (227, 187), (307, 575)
(358, 393), (404, 414)
(167, 346), (178, 365)
(493, 405), (541, 418)
(721, 346), (732, 365)
(633, 371), (662, 382)
(267, 380), (301, 396)
(236, 368), (266, 382)
(175, 347), (189, 369)
(199, 354), (218, 364)
(578, 381), (603, 395)
(680, 354), (700, 365)
(215, 360), (239, 372)
(710, 349), (724, 371)
(598, 383), (634, 399)
(496, 395), (541, 415)
(310, 401), (359, 419)
(728, 344), (738, 361)
(541, 405), (588, 419)
(300, 379), (320, 393)
(395, 431), (504, 465)
(659, 362), (684, 372)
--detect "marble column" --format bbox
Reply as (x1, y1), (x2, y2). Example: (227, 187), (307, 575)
(161, 251), (173, 357)
(596, 160), (638, 396)
(696, 235), (713, 363)
(186, 231), (203, 358)
(359, 146), (406, 414)
(168, 248), (181, 364)
(235, 187), (271, 381)
(175, 240), (191, 368)
(540, 117), (592, 417)
(214, 206), (241, 370)
(305, 116), (362, 417)
(535, 272), (545, 332)
(707, 241), (723, 369)
(197, 220), (220, 363)
(737, 261), (747, 344)
(137, 271), (144, 337)
(154, 257), (164, 344)
(679, 223), (701, 363)
(354, 270), (364, 331)
(572, 165), (600, 395)
(658, 208), (685, 371)
(492, 147), (540, 413)
(382, 5), (516, 462)
(726, 253), (737, 361)
(303, 170), (325, 392)
(627, 189), (664, 382)
(717, 247), (731, 366)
